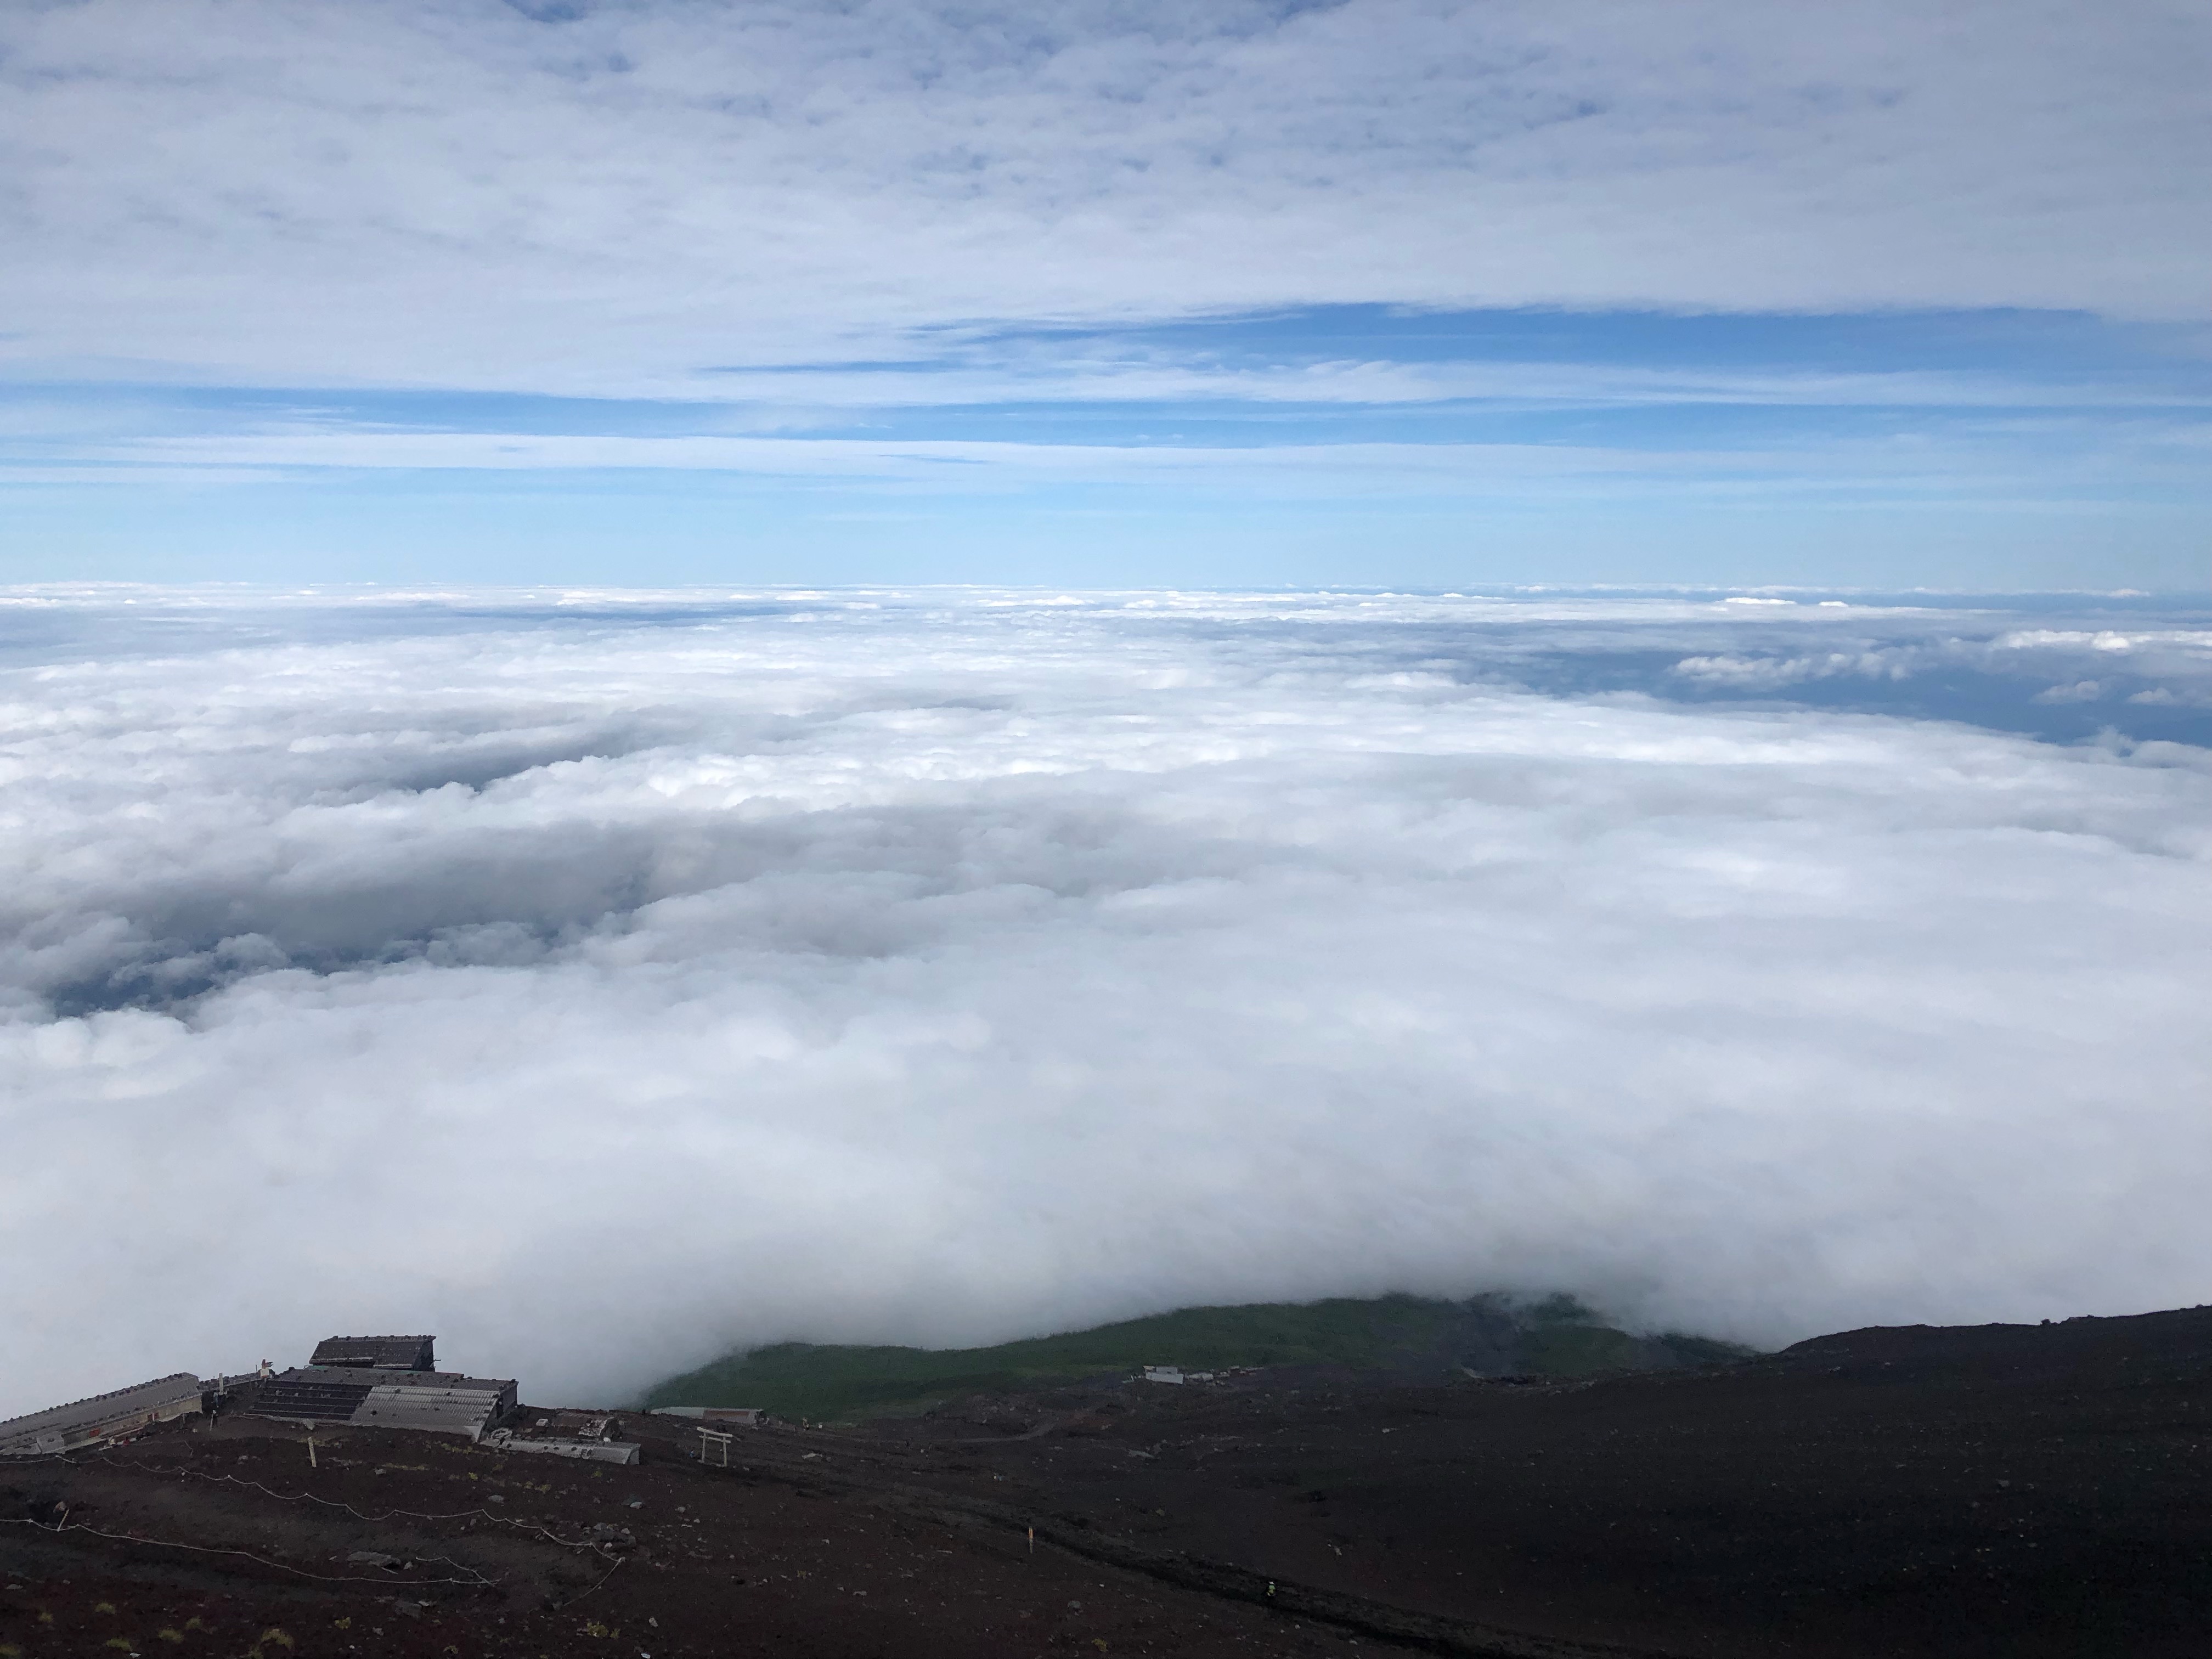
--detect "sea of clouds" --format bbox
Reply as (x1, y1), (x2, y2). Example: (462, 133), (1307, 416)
(3, 588), (2207, 1413)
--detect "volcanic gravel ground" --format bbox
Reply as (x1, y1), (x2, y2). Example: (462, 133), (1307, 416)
(1, 1415), (1378, 1659)
(5, 1308), (2208, 1658)
(881, 1308), (2212, 1658)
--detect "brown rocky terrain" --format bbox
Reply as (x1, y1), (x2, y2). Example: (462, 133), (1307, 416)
(5, 1306), (2208, 1657)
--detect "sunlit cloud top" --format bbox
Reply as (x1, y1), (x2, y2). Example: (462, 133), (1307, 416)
(2, 588), (2207, 1412)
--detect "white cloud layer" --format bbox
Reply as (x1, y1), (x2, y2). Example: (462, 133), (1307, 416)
(2, 589), (2207, 1412)
(3, 0), (2206, 396)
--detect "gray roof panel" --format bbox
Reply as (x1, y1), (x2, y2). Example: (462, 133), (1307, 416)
(347, 1385), (503, 1440)
(0, 1374), (204, 1455)
(291, 1367), (511, 1393)
(310, 1335), (435, 1371)
(246, 1377), (374, 1423)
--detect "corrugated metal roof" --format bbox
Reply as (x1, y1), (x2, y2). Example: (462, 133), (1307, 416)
(311, 1335), (435, 1371)
(0, 1374), (204, 1455)
(294, 1367), (512, 1393)
(249, 1367), (515, 1438)
(348, 1385), (502, 1440)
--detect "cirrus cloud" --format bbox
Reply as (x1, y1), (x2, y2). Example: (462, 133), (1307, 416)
(2, 0), (2205, 397)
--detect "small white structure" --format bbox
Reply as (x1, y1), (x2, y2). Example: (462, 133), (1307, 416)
(651, 1406), (768, 1425)
(1139, 1365), (1218, 1385)
(485, 1429), (640, 1465)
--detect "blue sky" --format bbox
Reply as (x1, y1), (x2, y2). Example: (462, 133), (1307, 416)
(2, 1), (2206, 586)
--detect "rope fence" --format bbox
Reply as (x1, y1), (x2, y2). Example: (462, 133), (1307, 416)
(19, 1450), (622, 1559)
(0, 1515), (497, 1587)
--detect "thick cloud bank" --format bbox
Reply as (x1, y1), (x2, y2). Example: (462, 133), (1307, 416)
(3, 589), (2207, 1413)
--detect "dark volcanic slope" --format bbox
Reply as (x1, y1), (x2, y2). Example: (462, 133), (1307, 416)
(6, 1307), (2208, 1658)
(850, 1306), (2212, 1659)
(2, 1413), (1365, 1659)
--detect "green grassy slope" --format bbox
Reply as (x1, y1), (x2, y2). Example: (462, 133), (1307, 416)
(644, 1294), (1754, 1421)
